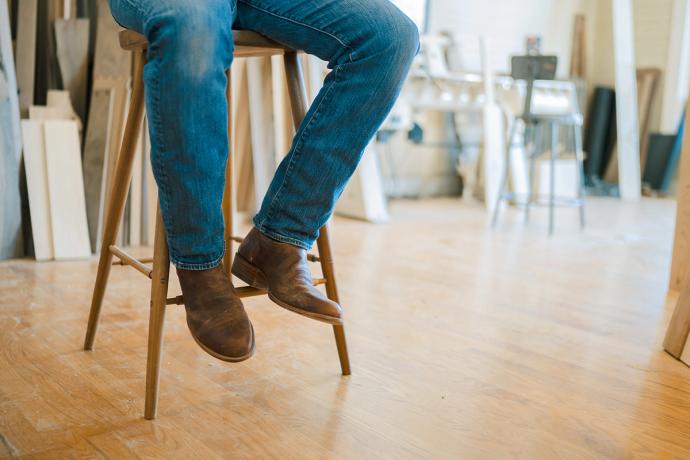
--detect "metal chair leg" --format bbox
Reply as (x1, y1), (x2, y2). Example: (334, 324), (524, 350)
(491, 120), (518, 227)
(283, 51), (351, 375)
(549, 122), (558, 235)
(524, 122), (540, 223)
(573, 122), (586, 230)
(144, 207), (170, 420)
(84, 51), (146, 350)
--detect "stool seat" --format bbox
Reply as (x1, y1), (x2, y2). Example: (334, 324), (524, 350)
(119, 29), (293, 57)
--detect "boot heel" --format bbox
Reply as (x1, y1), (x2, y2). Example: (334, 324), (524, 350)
(232, 253), (268, 289)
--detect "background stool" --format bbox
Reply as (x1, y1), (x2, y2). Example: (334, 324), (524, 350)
(83, 29), (351, 420)
(491, 55), (586, 235)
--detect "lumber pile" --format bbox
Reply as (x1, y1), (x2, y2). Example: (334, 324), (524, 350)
(1, 0), (300, 261)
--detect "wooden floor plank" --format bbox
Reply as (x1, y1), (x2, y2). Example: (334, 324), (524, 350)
(0, 198), (688, 458)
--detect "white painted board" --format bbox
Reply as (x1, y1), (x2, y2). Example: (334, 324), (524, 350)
(612, 0), (641, 200)
(336, 142), (389, 223)
(537, 158), (579, 200)
(43, 120), (91, 260)
(20, 120), (54, 261)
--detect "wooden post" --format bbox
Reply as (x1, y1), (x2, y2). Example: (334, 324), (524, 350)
(612, 0), (641, 200)
(664, 89), (690, 362)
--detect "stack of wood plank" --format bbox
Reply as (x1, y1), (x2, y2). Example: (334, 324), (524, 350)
(22, 91), (90, 260)
(2, 0), (322, 262)
(2, 0), (142, 261)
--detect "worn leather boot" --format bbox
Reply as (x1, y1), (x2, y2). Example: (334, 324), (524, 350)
(177, 265), (255, 362)
(232, 228), (343, 324)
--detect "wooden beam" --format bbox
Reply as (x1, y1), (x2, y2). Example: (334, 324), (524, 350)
(20, 120), (54, 261)
(669, 94), (690, 293)
(54, 18), (90, 122)
(612, 0), (641, 200)
(15, 0), (37, 117)
(43, 120), (91, 260)
(0, 0), (24, 260)
(246, 57), (276, 208)
(660, 0), (690, 134)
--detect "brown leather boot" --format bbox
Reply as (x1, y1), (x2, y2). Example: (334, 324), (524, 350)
(232, 228), (343, 325)
(177, 265), (255, 362)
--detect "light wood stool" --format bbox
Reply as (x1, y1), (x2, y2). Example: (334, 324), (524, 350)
(83, 29), (351, 420)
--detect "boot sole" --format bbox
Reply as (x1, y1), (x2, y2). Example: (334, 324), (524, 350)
(188, 321), (256, 363)
(232, 252), (343, 325)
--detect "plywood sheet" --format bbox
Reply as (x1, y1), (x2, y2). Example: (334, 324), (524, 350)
(247, 57), (276, 207)
(43, 121), (91, 260)
(669, 95), (690, 292)
(54, 18), (90, 122)
(83, 87), (114, 252)
(93, 0), (130, 79)
(15, 0), (38, 117)
(20, 121), (54, 261)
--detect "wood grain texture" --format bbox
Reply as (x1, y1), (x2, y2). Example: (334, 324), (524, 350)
(247, 57), (276, 208)
(81, 0), (132, 252)
(15, 0), (38, 117)
(33, 0), (62, 105)
(43, 120), (91, 260)
(664, 264), (690, 357)
(232, 60), (256, 212)
(83, 88), (114, 253)
(54, 18), (90, 122)
(93, 0), (130, 80)
(0, 197), (686, 458)
(636, 68), (660, 175)
(668, 94), (690, 293)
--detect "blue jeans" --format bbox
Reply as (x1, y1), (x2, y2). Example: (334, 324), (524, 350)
(109, 0), (419, 269)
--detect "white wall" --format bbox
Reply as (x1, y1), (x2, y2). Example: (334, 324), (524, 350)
(428, 0), (596, 78)
(428, 0), (679, 132)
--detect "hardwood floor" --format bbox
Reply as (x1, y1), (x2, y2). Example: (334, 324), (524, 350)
(1, 197), (689, 459)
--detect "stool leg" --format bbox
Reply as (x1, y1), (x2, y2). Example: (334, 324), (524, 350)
(144, 207), (170, 420)
(223, 68), (235, 276)
(574, 123), (586, 230)
(549, 122), (558, 235)
(283, 51), (351, 375)
(317, 225), (351, 375)
(84, 51), (146, 350)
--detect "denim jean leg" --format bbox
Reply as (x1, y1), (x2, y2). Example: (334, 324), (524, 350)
(236, 0), (420, 249)
(109, 0), (236, 270)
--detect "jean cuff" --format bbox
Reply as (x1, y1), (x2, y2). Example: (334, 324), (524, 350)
(169, 240), (226, 270)
(253, 221), (312, 250)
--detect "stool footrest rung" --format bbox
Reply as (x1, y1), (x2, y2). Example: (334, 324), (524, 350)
(165, 278), (327, 306)
(109, 245), (153, 278)
(112, 256), (154, 265)
(228, 236), (320, 262)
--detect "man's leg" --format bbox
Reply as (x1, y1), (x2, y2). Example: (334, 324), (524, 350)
(108, 0), (254, 361)
(236, 0), (419, 247)
(232, 0), (419, 322)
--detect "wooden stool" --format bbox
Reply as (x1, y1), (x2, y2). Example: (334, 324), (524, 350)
(83, 29), (351, 420)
